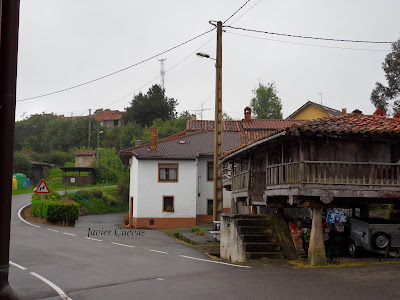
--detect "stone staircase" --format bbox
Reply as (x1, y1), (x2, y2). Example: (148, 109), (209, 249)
(236, 216), (284, 260)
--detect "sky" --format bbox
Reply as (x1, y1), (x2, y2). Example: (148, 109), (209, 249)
(15, 0), (400, 121)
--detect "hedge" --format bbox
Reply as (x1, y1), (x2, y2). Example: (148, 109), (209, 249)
(30, 198), (79, 225)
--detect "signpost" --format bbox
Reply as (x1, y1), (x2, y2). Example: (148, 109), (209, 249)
(34, 180), (50, 203)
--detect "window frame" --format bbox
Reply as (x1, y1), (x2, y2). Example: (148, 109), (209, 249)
(158, 163), (179, 182)
(162, 195), (175, 213)
(207, 161), (214, 182)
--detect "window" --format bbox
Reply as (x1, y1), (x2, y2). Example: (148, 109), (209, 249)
(207, 161), (213, 181)
(113, 120), (119, 126)
(163, 196), (174, 212)
(207, 199), (213, 216)
(158, 163), (178, 182)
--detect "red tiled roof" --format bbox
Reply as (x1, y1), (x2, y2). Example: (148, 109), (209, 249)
(74, 150), (96, 156)
(119, 131), (241, 161)
(242, 119), (304, 130)
(186, 120), (242, 132)
(93, 110), (125, 121)
(293, 114), (400, 134)
(240, 130), (277, 145)
(223, 114), (400, 159)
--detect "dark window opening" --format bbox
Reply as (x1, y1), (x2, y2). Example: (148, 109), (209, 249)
(207, 199), (213, 216)
(207, 161), (213, 181)
(163, 196), (174, 212)
(149, 219), (154, 225)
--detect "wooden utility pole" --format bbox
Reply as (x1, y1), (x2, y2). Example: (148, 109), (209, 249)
(213, 21), (223, 229)
(0, 0), (21, 298)
(88, 108), (91, 148)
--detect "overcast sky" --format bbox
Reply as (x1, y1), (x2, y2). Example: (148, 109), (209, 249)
(15, 0), (400, 121)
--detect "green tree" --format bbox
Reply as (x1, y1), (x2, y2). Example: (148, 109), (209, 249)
(123, 84), (177, 127)
(222, 111), (233, 120)
(118, 122), (144, 149)
(95, 148), (124, 183)
(13, 152), (32, 176)
(371, 38), (400, 115)
(250, 82), (283, 119)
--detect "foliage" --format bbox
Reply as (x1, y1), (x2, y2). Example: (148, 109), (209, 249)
(13, 152), (32, 176)
(31, 193), (79, 225)
(32, 190), (62, 202)
(95, 148), (124, 183)
(117, 169), (130, 204)
(250, 82), (283, 119)
(118, 122), (143, 149)
(70, 187), (126, 214)
(123, 84), (177, 127)
(32, 151), (74, 167)
(371, 38), (400, 115)
(222, 112), (233, 120)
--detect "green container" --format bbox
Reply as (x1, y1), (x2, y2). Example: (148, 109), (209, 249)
(13, 173), (27, 189)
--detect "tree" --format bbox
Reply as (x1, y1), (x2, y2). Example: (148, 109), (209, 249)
(371, 38), (400, 115)
(222, 111), (233, 120)
(13, 152), (32, 176)
(250, 82), (283, 119)
(123, 84), (177, 127)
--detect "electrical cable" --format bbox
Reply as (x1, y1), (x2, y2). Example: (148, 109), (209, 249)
(225, 31), (392, 52)
(228, 0), (262, 25)
(103, 34), (217, 109)
(223, 25), (393, 44)
(223, 0), (251, 24)
(16, 28), (216, 102)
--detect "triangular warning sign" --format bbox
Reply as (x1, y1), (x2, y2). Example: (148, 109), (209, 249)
(34, 180), (50, 194)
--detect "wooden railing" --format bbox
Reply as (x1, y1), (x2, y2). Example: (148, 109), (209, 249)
(303, 161), (400, 186)
(230, 161), (400, 191)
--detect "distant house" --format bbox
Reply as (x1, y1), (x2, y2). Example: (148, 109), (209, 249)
(74, 150), (96, 167)
(93, 110), (125, 128)
(287, 101), (344, 120)
(119, 107), (305, 229)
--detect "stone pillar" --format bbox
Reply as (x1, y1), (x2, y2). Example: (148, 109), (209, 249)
(308, 208), (327, 266)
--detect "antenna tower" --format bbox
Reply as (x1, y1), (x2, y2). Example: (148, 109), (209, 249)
(159, 59), (166, 89)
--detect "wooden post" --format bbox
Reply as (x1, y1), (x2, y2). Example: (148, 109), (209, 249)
(213, 21), (223, 229)
(308, 208), (327, 266)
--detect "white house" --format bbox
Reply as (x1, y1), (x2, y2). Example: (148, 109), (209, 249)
(119, 108), (304, 229)
(119, 130), (240, 229)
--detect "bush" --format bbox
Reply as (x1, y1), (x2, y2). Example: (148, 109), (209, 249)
(44, 201), (79, 224)
(31, 199), (43, 217)
(32, 190), (62, 202)
(117, 169), (130, 204)
(13, 152), (32, 177)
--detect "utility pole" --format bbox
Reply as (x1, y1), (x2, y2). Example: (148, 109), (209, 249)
(213, 21), (223, 229)
(0, 0), (21, 299)
(88, 108), (91, 148)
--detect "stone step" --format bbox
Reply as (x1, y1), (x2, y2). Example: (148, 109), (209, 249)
(236, 219), (271, 227)
(241, 234), (277, 243)
(246, 252), (284, 260)
(244, 242), (281, 252)
(238, 226), (273, 235)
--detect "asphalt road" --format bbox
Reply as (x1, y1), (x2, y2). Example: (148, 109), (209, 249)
(8, 193), (400, 300)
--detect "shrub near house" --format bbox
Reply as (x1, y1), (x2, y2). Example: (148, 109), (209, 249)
(31, 191), (79, 225)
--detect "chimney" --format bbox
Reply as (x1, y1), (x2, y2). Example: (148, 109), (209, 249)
(135, 140), (141, 147)
(244, 107), (251, 123)
(150, 128), (158, 150)
(191, 114), (197, 120)
(373, 108), (385, 117)
(342, 108), (347, 114)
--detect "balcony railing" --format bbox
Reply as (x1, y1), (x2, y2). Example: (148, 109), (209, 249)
(231, 161), (400, 191)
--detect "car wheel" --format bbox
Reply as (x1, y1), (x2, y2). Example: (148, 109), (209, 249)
(348, 240), (358, 258)
(372, 232), (390, 249)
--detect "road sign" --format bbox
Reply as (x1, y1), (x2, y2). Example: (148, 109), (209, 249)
(34, 180), (50, 194)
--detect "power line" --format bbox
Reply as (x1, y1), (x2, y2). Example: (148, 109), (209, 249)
(223, 25), (393, 44)
(16, 28), (216, 102)
(228, 0), (262, 25)
(225, 31), (392, 52)
(103, 34), (217, 109)
(223, 0), (251, 24)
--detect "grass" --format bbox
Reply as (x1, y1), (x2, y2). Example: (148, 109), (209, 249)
(12, 167), (116, 196)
